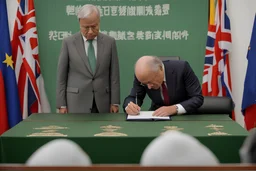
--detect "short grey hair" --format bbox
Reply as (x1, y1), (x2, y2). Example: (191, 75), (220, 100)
(77, 4), (100, 19)
(148, 56), (163, 72)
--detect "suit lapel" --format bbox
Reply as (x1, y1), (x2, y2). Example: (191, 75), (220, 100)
(73, 32), (93, 76)
(164, 61), (176, 105)
(95, 33), (104, 76)
(151, 88), (163, 104)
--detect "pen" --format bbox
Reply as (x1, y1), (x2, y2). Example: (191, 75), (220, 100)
(135, 92), (137, 105)
(135, 92), (140, 114)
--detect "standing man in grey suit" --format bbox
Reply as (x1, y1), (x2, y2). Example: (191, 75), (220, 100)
(56, 4), (120, 113)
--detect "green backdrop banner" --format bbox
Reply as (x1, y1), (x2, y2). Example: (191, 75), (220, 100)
(34, 0), (208, 111)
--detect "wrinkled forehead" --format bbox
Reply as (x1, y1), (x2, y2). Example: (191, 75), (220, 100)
(136, 70), (155, 82)
(79, 17), (100, 26)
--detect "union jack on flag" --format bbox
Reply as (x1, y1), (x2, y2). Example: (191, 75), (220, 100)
(11, 0), (51, 119)
(202, 0), (233, 100)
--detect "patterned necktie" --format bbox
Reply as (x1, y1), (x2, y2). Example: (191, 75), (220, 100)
(87, 40), (96, 73)
(161, 82), (170, 105)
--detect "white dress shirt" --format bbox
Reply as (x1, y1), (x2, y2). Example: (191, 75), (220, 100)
(82, 35), (97, 58)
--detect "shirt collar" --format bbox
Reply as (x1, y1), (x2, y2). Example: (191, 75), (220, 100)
(81, 33), (97, 42)
(162, 63), (166, 82)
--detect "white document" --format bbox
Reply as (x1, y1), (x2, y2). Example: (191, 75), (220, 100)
(127, 111), (170, 120)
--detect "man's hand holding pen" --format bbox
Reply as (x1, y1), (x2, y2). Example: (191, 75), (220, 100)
(125, 93), (140, 115)
(125, 102), (141, 115)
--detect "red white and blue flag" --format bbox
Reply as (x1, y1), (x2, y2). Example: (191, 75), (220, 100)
(202, 0), (234, 119)
(11, 0), (51, 119)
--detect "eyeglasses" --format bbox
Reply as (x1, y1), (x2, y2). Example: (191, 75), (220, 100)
(80, 25), (99, 32)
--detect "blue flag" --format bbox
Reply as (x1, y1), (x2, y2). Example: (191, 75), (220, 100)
(0, 0), (22, 130)
(241, 14), (256, 130)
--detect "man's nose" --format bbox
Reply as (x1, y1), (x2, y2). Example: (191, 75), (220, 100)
(87, 27), (93, 34)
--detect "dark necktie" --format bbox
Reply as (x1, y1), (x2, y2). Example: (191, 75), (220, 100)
(87, 40), (96, 73)
(161, 82), (170, 105)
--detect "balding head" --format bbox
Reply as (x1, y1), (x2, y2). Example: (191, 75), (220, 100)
(135, 56), (164, 89)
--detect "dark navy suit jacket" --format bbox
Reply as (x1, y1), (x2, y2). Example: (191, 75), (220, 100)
(123, 60), (204, 113)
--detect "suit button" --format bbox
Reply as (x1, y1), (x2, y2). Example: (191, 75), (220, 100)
(92, 78), (94, 81)
(92, 90), (94, 93)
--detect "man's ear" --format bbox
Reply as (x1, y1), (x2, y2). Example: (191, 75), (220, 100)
(159, 65), (163, 71)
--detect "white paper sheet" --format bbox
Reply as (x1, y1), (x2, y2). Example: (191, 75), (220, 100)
(127, 111), (170, 120)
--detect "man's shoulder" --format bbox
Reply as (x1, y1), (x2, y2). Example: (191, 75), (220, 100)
(63, 32), (81, 42)
(164, 60), (191, 73)
(164, 60), (187, 67)
(99, 32), (116, 41)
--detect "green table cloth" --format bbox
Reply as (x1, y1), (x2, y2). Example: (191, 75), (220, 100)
(24, 113), (232, 121)
(0, 113), (248, 164)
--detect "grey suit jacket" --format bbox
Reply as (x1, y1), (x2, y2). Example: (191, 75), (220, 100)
(56, 32), (120, 113)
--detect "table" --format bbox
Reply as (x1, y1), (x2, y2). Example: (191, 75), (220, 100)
(0, 113), (248, 164)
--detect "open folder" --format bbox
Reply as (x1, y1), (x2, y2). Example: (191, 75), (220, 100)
(126, 111), (171, 121)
